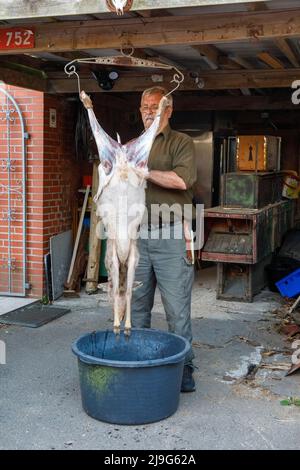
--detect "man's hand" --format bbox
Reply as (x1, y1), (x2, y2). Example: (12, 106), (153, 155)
(80, 91), (93, 109)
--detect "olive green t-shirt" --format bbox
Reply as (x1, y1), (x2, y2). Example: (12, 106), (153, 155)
(145, 124), (196, 224)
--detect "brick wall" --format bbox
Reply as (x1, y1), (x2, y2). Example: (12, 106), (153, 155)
(40, 95), (79, 298)
(0, 84), (78, 298)
(0, 84), (44, 297)
(43, 95), (79, 248)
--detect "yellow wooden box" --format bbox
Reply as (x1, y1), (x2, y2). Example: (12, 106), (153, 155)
(236, 135), (281, 171)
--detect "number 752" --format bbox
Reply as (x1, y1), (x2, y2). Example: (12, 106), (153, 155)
(6, 30), (33, 47)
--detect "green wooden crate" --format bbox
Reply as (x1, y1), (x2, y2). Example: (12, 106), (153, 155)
(221, 172), (283, 208)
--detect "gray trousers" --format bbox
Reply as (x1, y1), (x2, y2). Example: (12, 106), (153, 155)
(131, 224), (195, 367)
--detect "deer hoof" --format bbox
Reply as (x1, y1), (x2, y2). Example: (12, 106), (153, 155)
(124, 328), (131, 338)
(113, 326), (120, 336)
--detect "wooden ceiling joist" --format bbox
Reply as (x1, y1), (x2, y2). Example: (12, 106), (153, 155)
(192, 45), (219, 69)
(275, 38), (300, 68)
(257, 52), (285, 69)
(0, 53), (48, 71)
(1, 9), (300, 54)
(227, 54), (253, 69)
(247, 1), (269, 12)
(218, 56), (243, 70)
(134, 9), (172, 18)
(47, 68), (300, 93)
(193, 45), (250, 71)
(173, 95), (296, 111)
(143, 49), (186, 72)
(0, 66), (46, 91)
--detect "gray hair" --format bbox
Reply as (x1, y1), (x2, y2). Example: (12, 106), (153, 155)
(141, 86), (173, 107)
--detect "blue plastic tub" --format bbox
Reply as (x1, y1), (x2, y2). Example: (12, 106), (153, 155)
(276, 268), (300, 298)
(72, 328), (190, 425)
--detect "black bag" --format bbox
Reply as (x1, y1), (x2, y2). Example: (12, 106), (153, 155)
(279, 229), (300, 261)
(265, 256), (300, 292)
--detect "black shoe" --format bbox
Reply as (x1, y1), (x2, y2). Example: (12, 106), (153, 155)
(181, 365), (196, 393)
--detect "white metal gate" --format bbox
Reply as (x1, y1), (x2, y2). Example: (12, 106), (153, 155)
(0, 87), (27, 296)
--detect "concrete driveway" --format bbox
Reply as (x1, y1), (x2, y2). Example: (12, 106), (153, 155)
(1, 268), (300, 450)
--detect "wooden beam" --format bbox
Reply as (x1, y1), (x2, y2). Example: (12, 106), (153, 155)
(135, 9), (173, 18)
(227, 54), (262, 94)
(218, 56), (243, 69)
(0, 65), (47, 91)
(227, 89), (241, 97)
(0, 60), (48, 78)
(257, 52), (285, 69)
(0, 1), (273, 20)
(1, 9), (300, 54)
(247, 1), (269, 12)
(194, 46), (246, 72)
(240, 88), (251, 95)
(227, 54), (253, 69)
(48, 68), (300, 93)
(0, 53), (48, 70)
(172, 95), (297, 111)
(143, 49), (186, 71)
(194, 46), (246, 100)
(275, 38), (300, 67)
(192, 45), (219, 69)
(66, 185), (90, 286)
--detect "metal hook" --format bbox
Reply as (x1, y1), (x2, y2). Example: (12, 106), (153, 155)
(64, 60), (81, 96)
(120, 44), (134, 57)
(165, 66), (185, 97)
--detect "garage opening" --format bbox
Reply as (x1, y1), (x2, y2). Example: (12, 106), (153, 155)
(0, 0), (299, 304)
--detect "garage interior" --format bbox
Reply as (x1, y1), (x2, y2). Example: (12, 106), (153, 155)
(0, 0), (300, 302)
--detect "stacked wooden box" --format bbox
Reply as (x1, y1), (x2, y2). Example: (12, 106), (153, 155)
(201, 135), (294, 301)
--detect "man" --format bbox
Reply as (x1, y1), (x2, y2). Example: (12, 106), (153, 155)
(131, 86), (197, 392)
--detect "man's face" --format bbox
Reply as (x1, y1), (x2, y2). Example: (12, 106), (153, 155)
(140, 92), (172, 130)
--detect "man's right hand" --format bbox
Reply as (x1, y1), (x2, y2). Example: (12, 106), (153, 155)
(80, 91), (93, 109)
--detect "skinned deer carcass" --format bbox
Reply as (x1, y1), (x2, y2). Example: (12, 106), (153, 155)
(80, 91), (167, 335)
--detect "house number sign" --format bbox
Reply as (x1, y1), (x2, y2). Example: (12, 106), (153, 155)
(0, 28), (34, 50)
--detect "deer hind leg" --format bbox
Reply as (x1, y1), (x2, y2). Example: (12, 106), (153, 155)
(108, 240), (121, 335)
(124, 241), (139, 337)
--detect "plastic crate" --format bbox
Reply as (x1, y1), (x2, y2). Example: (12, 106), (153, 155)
(275, 268), (300, 298)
